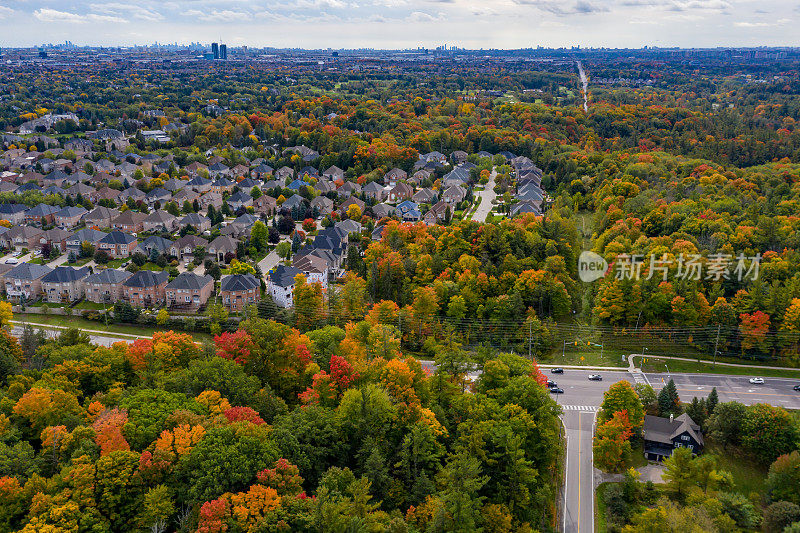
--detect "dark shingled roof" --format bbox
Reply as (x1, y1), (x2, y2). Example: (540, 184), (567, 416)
(166, 272), (213, 290)
(221, 273), (260, 292)
(643, 414), (704, 447)
(41, 266), (89, 283)
(269, 265), (302, 288)
(123, 270), (169, 288)
(83, 269), (133, 284)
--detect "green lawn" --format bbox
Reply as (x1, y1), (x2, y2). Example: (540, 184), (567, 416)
(12, 312), (211, 343)
(543, 347), (629, 368)
(73, 301), (110, 310)
(705, 442), (768, 497)
(138, 262), (164, 271)
(103, 259), (127, 268)
(640, 356), (800, 379)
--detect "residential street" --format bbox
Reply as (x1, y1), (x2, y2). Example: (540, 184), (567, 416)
(470, 169), (496, 222)
(562, 410), (596, 533)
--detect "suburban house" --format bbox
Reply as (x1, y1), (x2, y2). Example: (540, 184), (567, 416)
(388, 182), (413, 203)
(112, 211), (146, 233)
(39, 228), (71, 253)
(293, 253), (330, 289)
(66, 228), (107, 254)
(442, 185), (467, 204)
(0, 204), (29, 225)
(123, 270), (169, 307)
(3, 226), (44, 251)
(142, 210), (178, 232)
(253, 195), (277, 216)
(310, 196), (334, 216)
(227, 191), (253, 212)
(642, 413), (704, 461)
(220, 273), (261, 311)
(4, 262), (53, 301)
(207, 235), (238, 263)
(25, 203), (59, 224)
(170, 235), (207, 262)
(165, 272), (214, 309)
(54, 206), (88, 228)
(269, 265), (302, 308)
(179, 213), (211, 232)
(41, 266), (90, 303)
(363, 181), (386, 201)
(134, 236), (172, 258)
(423, 201), (449, 226)
(384, 168), (407, 187)
(339, 196), (365, 216)
(84, 206), (120, 228)
(97, 231), (138, 258)
(82, 269), (132, 304)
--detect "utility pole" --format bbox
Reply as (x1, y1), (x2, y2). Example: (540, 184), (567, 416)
(528, 320), (532, 359)
(712, 324), (721, 368)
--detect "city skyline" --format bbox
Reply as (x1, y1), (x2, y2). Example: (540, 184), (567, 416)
(0, 0), (796, 49)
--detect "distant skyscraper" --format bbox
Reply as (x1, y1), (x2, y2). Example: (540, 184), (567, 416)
(220, 44), (227, 60)
(211, 42), (219, 60)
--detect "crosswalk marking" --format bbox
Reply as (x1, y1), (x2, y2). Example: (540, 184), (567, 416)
(561, 405), (598, 412)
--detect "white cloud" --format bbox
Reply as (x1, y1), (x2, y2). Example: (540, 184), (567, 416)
(407, 10), (444, 21)
(185, 9), (252, 22)
(34, 8), (126, 24)
(0, 6), (13, 19)
(90, 3), (164, 22)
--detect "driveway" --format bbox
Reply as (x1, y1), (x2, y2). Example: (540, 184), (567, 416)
(470, 169), (497, 222)
(257, 248), (282, 278)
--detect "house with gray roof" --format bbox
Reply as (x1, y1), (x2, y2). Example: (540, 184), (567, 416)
(41, 266), (90, 302)
(268, 264), (302, 308)
(166, 272), (214, 309)
(4, 262), (53, 301)
(642, 413), (704, 461)
(82, 269), (133, 304)
(220, 273), (261, 311)
(123, 270), (169, 307)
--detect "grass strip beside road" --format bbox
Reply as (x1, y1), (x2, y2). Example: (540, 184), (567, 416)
(12, 314), (212, 343)
(640, 356), (800, 380)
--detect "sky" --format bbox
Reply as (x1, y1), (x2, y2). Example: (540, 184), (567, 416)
(0, 0), (796, 49)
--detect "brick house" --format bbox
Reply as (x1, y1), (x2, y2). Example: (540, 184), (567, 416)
(41, 266), (90, 303)
(112, 210), (146, 233)
(123, 270), (169, 307)
(97, 231), (138, 258)
(54, 206), (88, 228)
(84, 206), (120, 228)
(4, 262), (52, 301)
(82, 269), (132, 304)
(165, 272), (214, 309)
(220, 273), (261, 311)
(2, 226), (44, 251)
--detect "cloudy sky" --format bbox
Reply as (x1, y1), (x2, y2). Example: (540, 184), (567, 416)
(0, 0), (796, 49)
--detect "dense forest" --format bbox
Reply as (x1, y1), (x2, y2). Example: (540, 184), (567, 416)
(1, 54), (800, 531)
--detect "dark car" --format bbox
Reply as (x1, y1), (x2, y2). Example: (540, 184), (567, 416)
(549, 387), (564, 394)
(794, 384), (800, 391)
(588, 374), (603, 381)
(551, 368), (564, 374)
(547, 380), (557, 388)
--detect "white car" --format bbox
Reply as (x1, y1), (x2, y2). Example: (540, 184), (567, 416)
(4, 258), (18, 265)
(749, 377), (765, 384)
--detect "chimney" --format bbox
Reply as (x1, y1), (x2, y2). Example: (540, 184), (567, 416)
(670, 414), (673, 423)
